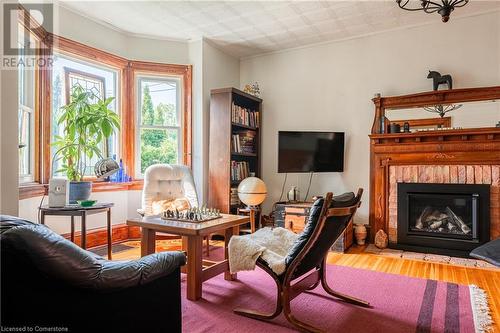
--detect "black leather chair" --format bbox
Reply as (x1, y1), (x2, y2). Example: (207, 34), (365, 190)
(234, 190), (370, 333)
(0, 215), (186, 333)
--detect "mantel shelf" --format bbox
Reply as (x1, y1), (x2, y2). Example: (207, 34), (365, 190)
(373, 86), (500, 110)
(370, 127), (500, 141)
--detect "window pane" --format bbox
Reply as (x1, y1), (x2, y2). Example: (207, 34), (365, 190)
(18, 108), (32, 177)
(51, 54), (119, 177)
(140, 128), (179, 173)
(137, 76), (181, 177)
(18, 24), (36, 182)
(140, 79), (178, 126)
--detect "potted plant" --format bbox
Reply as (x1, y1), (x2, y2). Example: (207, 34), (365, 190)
(53, 85), (120, 202)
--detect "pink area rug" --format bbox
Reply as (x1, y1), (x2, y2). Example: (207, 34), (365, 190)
(181, 263), (492, 333)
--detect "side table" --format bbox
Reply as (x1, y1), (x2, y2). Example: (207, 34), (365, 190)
(39, 203), (114, 259)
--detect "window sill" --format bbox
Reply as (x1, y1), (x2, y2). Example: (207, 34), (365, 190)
(19, 183), (47, 200)
(19, 180), (144, 200)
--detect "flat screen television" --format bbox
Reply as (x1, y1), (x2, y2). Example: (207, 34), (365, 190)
(278, 131), (344, 173)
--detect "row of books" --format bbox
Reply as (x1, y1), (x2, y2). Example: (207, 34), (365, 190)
(231, 103), (259, 128)
(230, 188), (241, 206)
(232, 132), (256, 154)
(231, 161), (250, 182)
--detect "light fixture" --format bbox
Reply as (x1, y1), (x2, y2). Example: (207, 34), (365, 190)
(94, 158), (120, 178)
(396, 0), (469, 23)
(423, 104), (463, 117)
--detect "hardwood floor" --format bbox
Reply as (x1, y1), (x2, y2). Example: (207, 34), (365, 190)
(328, 245), (500, 332)
(106, 240), (500, 331)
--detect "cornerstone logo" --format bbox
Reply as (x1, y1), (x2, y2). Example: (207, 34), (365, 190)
(2, 3), (53, 69)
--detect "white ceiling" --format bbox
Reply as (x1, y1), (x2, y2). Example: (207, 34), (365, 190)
(60, 1), (500, 58)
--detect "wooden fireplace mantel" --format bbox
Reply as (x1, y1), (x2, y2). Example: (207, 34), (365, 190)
(371, 86), (500, 134)
(369, 86), (500, 241)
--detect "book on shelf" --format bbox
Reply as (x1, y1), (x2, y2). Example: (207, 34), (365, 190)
(232, 132), (256, 154)
(231, 161), (250, 182)
(230, 187), (241, 206)
(231, 102), (259, 128)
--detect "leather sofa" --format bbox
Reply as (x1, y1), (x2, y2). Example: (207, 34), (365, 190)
(0, 215), (186, 333)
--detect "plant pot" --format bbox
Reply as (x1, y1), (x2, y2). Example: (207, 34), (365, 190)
(69, 181), (92, 203)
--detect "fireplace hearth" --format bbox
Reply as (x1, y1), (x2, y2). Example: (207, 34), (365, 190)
(396, 183), (490, 257)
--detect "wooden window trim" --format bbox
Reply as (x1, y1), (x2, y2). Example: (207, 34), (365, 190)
(17, 18), (44, 186)
(17, 8), (192, 200)
(128, 62), (193, 177)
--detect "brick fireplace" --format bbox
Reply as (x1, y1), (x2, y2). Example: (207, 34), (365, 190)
(388, 165), (499, 242)
(387, 166), (497, 256)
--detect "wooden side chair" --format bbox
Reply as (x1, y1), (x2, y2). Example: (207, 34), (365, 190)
(234, 190), (370, 333)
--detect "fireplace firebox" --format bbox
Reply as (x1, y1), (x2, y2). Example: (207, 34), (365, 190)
(396, 183), (490, 257)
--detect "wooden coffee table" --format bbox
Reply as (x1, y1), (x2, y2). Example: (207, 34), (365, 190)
(127, 214), (250, 301)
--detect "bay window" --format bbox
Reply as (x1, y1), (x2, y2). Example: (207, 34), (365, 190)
(17, 7), (192, 199)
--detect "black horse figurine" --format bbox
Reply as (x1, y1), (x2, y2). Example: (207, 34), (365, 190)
(427, 70), (453, 90)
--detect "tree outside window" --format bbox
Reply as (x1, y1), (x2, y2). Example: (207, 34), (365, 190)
(137, 78), (181, 175)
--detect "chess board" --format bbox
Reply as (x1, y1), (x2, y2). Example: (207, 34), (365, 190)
(160, 207), (222, 223)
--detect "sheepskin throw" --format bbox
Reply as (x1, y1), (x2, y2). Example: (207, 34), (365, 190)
(228, 227), (299, 275)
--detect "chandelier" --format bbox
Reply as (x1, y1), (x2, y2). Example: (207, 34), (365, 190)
(396, 0), (469, 22)
(423, 104), (463, 118)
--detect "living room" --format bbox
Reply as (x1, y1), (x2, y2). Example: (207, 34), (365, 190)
(1, 1), (499, 332)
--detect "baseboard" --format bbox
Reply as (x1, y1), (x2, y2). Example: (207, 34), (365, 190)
(61, 224), (132, 248)
(61, 224), (180, 248)
(389, 243), (470, 258)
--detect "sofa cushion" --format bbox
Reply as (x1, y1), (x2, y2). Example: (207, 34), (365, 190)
(151, 197), (191, 215)
(469, 239), (500, 267)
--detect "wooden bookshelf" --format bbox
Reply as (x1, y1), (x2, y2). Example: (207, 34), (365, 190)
(208, 87), (263, 214)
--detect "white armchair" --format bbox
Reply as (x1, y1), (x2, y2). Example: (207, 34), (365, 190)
(139, 164), (199, 216)
(137, 164), (211, 255)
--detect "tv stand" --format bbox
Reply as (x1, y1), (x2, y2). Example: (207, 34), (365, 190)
(273, 201), (353, 252)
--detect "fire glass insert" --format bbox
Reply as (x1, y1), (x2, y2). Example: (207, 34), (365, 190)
(408, 193), (476, 240)
(397, 183), (490, 255)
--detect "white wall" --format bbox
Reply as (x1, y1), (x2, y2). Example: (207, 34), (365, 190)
(202, 40), (240, 203)
(54, 5), (189, 65)
(189, 40), (204, 204)
(19, 190), (141, 234)
(240, 11), (500, 224)
(189, 39), (241, 204)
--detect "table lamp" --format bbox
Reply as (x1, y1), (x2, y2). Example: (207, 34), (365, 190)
(237, 177), (267, 232)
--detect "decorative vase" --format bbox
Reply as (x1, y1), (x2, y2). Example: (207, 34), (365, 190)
(354, 224), (368, 245)
(287, 186), (299, 202)
(374, 229), (388, 249)
(69, 181), (92, 204)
